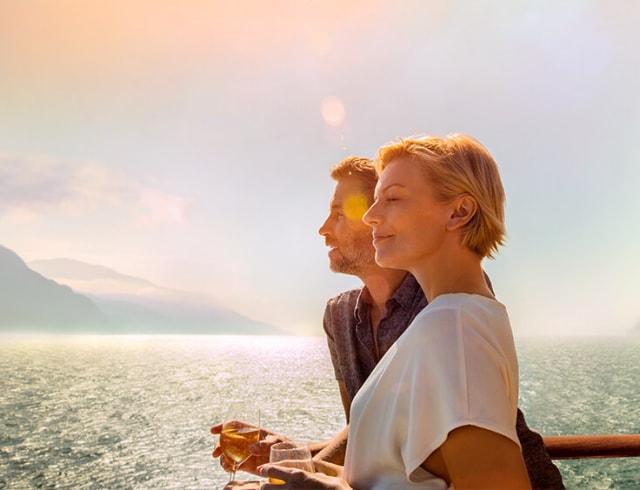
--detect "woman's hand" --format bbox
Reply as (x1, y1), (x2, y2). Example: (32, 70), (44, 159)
(223, 481), (262, 490)
(258, 464), (352, 489)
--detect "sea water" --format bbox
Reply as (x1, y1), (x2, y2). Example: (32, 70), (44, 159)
(0, 334), (638, 489)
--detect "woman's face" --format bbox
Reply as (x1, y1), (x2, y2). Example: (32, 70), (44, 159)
(363, 157), (452, 271)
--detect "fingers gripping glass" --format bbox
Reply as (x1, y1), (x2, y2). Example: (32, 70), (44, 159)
(219, 403), (261, 483)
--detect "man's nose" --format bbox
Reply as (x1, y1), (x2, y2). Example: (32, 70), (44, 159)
(319, 218), (331, 236)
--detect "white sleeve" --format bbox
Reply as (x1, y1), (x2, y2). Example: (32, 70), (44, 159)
(399, 305), (520, 479)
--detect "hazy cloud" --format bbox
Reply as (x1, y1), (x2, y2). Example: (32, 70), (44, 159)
(135, 189), (192, 227)
(0, 154), (191, 226)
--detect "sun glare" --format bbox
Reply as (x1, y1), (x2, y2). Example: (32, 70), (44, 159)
(343, 193), (369, 221)
(321, 96), (346, 127)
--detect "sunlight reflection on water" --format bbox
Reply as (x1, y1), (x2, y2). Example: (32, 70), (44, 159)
(1, 334), (639, 489)
(0, 335), (344, 489)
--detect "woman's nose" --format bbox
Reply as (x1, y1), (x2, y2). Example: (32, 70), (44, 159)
(362, 203), (378, 227)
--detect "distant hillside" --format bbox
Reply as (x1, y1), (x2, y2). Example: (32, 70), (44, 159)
(28, 258), (188, 302)
(0, 245), (112, 333)
(26, 255), (285, 335)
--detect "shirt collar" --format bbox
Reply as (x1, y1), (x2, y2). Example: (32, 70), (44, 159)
(388, 273), (421, 309)
(354, 273), (421, 320)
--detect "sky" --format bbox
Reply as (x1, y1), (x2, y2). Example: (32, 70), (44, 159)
(1, 0), (639, 336)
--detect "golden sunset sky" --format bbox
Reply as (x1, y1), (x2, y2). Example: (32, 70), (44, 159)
(1, 0), (639, 335)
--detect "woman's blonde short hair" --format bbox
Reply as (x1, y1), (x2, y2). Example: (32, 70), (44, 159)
(375, 134), (506, 259)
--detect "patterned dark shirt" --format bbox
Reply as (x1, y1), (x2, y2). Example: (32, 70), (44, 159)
(322, 273), (565, 489)
(323, 273), (427, 401)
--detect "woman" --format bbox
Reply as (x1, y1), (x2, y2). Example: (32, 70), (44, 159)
(258, 134), (531, 489)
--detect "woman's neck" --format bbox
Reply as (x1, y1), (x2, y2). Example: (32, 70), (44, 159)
(411, 248), (491, 303)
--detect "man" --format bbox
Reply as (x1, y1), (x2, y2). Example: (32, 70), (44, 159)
(316, 156), (564, 489)
(214, 156), (563, 489)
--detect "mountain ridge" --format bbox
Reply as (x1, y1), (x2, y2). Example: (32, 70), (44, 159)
(1, 244), (285, 335)
(0, 245), (112, 333)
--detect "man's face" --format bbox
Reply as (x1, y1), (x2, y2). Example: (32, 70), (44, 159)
(319, 177), (377, 276)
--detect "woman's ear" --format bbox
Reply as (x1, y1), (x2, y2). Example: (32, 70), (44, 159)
(446, 195), (477, 231)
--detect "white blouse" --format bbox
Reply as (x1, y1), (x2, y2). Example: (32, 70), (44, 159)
(343, 294), (520, 489)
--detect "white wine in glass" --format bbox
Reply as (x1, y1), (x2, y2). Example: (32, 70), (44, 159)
(268, 441), (314, 485)
(219, 402), (261, 483)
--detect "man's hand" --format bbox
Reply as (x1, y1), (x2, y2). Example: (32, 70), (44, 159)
(211, 423), (290, 476)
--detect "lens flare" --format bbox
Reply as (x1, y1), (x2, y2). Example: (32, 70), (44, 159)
(321, 96), (346, 127)
(343, 193), (368, 221)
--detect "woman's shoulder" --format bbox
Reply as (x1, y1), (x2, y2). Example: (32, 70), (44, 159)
(403, 293), (510, 346)
(424, 293), (506, 317)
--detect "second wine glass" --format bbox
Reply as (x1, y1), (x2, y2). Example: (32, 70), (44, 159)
(268, 441), (314, 485)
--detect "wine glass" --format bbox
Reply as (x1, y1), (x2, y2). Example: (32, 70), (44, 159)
(268, 441), (315, 485)
(219, 402), (261, 483)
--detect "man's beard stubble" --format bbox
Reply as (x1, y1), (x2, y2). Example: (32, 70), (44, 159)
(329, 238), (376, 277)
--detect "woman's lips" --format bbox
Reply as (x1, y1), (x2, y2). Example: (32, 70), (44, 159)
(372, 234), (392, 247)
